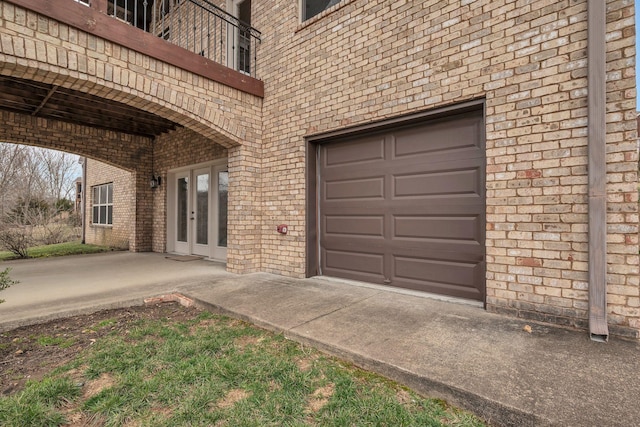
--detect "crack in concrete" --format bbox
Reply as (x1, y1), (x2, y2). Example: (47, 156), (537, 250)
(287, 291), (384, 331)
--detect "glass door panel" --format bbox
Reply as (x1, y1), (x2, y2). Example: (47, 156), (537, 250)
(177, 176), (189, 243)
(174, 172), (190, 254)
(218, 171), (228, 247)
(192, 169), (210, 257)
(196, 173), (209, 245)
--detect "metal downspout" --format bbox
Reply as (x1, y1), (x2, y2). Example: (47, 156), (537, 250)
(81, 157), (87, 245)
(587, 0), (608, 342)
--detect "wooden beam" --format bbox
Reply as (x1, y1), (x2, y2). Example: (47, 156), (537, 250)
(32, 85), (58, 116)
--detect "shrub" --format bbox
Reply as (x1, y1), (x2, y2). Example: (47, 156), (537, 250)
(0, 226), (32, 258)
(0, 268), (19, 304)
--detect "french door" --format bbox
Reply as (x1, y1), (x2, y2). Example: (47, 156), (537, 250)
(171, 164), (228, 261)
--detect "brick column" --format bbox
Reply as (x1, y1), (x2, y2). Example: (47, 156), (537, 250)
(226, 144), (262, 273)
(129, 149), (154, 252)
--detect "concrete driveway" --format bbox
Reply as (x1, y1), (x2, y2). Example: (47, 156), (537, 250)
(0, 252), (228, 330)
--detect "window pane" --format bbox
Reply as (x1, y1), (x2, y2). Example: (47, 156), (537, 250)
(107, 205), (113, 225)
(218, 171), (228, 247)
(99, 206), (106, 224)
(107, 184), (113, 204)
(93, 206), (98, 224)
(99, 186), (107, 204)
(196, 173), (209, 245)
(304, 0), (340, 21)
(93, 187), (99, 205)
(177, 177), (188, 242)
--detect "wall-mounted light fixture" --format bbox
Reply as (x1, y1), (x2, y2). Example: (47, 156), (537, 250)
(150, 175), (162, 189)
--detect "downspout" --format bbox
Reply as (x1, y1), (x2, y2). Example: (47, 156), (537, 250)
(587, 0), (608, 342)
(81, 157), (87, 245)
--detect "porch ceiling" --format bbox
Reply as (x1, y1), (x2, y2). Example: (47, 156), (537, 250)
(0, 75), (179, 138)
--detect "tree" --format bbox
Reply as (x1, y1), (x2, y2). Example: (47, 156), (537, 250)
(34, 149), (79, 201)
(5, 197), (51, 226)
(0, 143), (81, 208)
(0, 144), (29, 218)
(0, 143), (82, 251)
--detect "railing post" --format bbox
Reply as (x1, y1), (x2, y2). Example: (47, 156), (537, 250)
(91, 0), (108, 14)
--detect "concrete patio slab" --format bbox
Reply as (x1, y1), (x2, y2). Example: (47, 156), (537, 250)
(1, 252), (638, 426)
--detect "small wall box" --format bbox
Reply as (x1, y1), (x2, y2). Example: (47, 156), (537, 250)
(276, 224), (288, 234)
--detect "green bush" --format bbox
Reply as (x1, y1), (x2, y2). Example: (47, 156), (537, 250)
(0, 268), (18, 304)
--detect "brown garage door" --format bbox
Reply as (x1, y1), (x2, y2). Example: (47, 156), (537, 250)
(318, 109), (485, 301)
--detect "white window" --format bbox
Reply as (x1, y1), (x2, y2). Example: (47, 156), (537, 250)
(92, 183), (113, 226)
(302, 0), (342, 21)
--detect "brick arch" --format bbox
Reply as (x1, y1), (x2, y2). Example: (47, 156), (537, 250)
(0, 111), (151, 172)
(0, 1), (262, 149)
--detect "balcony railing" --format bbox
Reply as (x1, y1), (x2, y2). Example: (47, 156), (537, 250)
(78, 0), (261, 78)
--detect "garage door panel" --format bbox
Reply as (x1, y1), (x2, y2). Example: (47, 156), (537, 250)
(391, 275), (484, 300)
(389, 155), (484, 173)
(393, 144), (484, 165)
(392, 256), (484, 299)
(325, 215), (385, 237)
(393, 256), (480, 287)
(393, 168), (481, 198)
(324, 176), (385, 200)
(324, 136), (386, 167)
(386, 200), (485, 212)
(393, 115), (483, 158)
(389, 244), (484, 263)
(323, 249), (385, 277)
(393, 215), (482, 242)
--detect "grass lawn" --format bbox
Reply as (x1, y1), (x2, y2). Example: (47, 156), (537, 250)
(0, 305), (486, 427)
(0, 241), (113, 261)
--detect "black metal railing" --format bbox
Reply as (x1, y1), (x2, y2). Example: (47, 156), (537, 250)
(83, 0), (261, 78)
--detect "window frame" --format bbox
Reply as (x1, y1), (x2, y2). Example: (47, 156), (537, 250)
(91, 183), (114, 226)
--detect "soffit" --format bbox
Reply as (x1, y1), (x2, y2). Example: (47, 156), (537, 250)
(0, 75), (179, 138)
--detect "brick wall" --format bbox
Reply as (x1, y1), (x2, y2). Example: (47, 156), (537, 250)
(253, 0), (639, 336)
(84, 159), (134, 249)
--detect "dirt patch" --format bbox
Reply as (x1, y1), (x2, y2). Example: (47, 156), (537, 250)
(307, 383), (335, 413)
(0, 302), (200, 396)
(396, 388), (414, 405)
(234, 334), (263, 350)
(295, 354), (319, 372)
(83, 373), (116, 399)
(216, 388), (252, 409)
